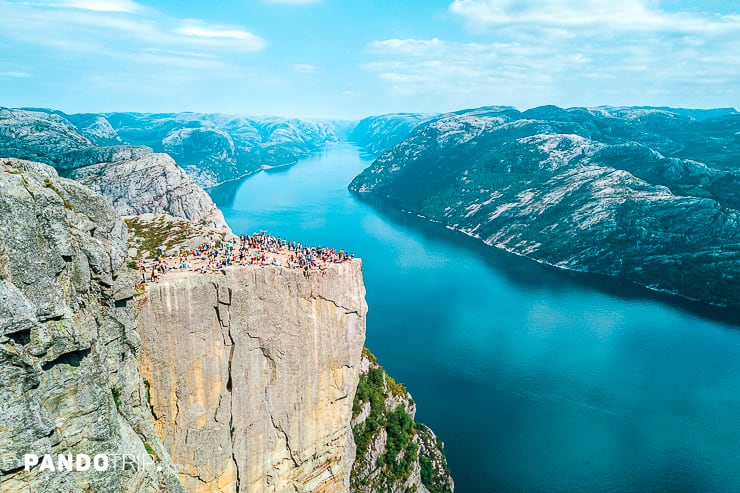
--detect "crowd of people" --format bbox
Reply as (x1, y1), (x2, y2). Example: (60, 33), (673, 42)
(138, 231), (355, 283)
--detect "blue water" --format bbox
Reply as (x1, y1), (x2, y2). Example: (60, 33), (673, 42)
(209, 143), (740, 492)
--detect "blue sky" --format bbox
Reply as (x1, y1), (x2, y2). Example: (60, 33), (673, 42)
(0, 0), (737, 118)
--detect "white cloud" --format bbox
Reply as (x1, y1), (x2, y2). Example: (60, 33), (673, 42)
(364, 29), (740, 110)
(173, 20), (266, 51)
(0, 1), (267, 57)
(448, 0), (739, 35)
(358, 1), (740, 111)
(0, 71), (31, 78)
(48, 0), (144, 13)
(364, 38), (568, 97)
(290, 63), (321, 73)
(262, 0), (321, 4)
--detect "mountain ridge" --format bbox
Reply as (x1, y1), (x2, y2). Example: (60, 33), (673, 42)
(0, 107), (343, 188)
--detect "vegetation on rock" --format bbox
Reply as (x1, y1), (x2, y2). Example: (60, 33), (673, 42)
(351, 347), (453, 493)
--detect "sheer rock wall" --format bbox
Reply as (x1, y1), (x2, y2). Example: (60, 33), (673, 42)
(136, 262), (367, 492)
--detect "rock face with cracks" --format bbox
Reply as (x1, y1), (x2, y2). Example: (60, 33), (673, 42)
(0, 157), (184, 493)
(135, 262), (367, 492)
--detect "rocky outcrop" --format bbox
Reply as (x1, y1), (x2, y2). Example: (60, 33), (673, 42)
(124, 213), (235, 259)
(135, 262), (367, 492)
(0, 108), (92, 165)
(0, 158), (184, 492)
(350, 105), (740, 307)
(0, 107), (152, 170)
(64, 113), (123, 146)
(350, 349), (453, 493)
(56, 145), (153, 171)
(0, 108), (232, 233)
(67, 153), (231, 233)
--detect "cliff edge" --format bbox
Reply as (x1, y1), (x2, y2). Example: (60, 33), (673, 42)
(1, 154), (452, 492)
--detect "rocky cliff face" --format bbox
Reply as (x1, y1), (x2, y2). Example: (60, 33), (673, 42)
(0, 108), (229, 231)
(350, 349), (453, 493)
(66, 153), (230, 233)
(350, 105), (740, 307)
(0, 158), (184, 492)
(135, 262), (367, 492)
(0, 109), (92, 164)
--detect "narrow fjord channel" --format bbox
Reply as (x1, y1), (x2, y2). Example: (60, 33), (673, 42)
(209, 142), (740, 492)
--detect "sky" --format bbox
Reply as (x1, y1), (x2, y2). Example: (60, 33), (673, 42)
(0, 0), (737, 119)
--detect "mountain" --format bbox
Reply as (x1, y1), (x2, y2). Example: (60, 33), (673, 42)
(0, 108), (341, 188)
(348, 113), (436, 156)
(0, 108), (151, 169)
(104, 112), (340, 187)
(350, 105), (740, 308)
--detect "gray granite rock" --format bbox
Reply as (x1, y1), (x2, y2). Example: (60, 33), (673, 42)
(0, 158), (185, 492)
(67, 153), (231, 233)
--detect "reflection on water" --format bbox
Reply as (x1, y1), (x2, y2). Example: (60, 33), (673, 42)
(209, 143), (740, 493)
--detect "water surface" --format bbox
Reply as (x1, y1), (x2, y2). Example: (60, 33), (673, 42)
(209, 143), (740, 492)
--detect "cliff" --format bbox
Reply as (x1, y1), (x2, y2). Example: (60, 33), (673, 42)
(351, 349), (454, 493)
(0, 158), (184, 492)
(135, 262), (367, 492)
(1, 155), (451, 492)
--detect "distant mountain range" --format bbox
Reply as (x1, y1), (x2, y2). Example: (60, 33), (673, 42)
(0, 108), (341, 187)
(0, 107), (437, 188)
(348, 113), (435, 156)
(350, 105), (740, 308)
